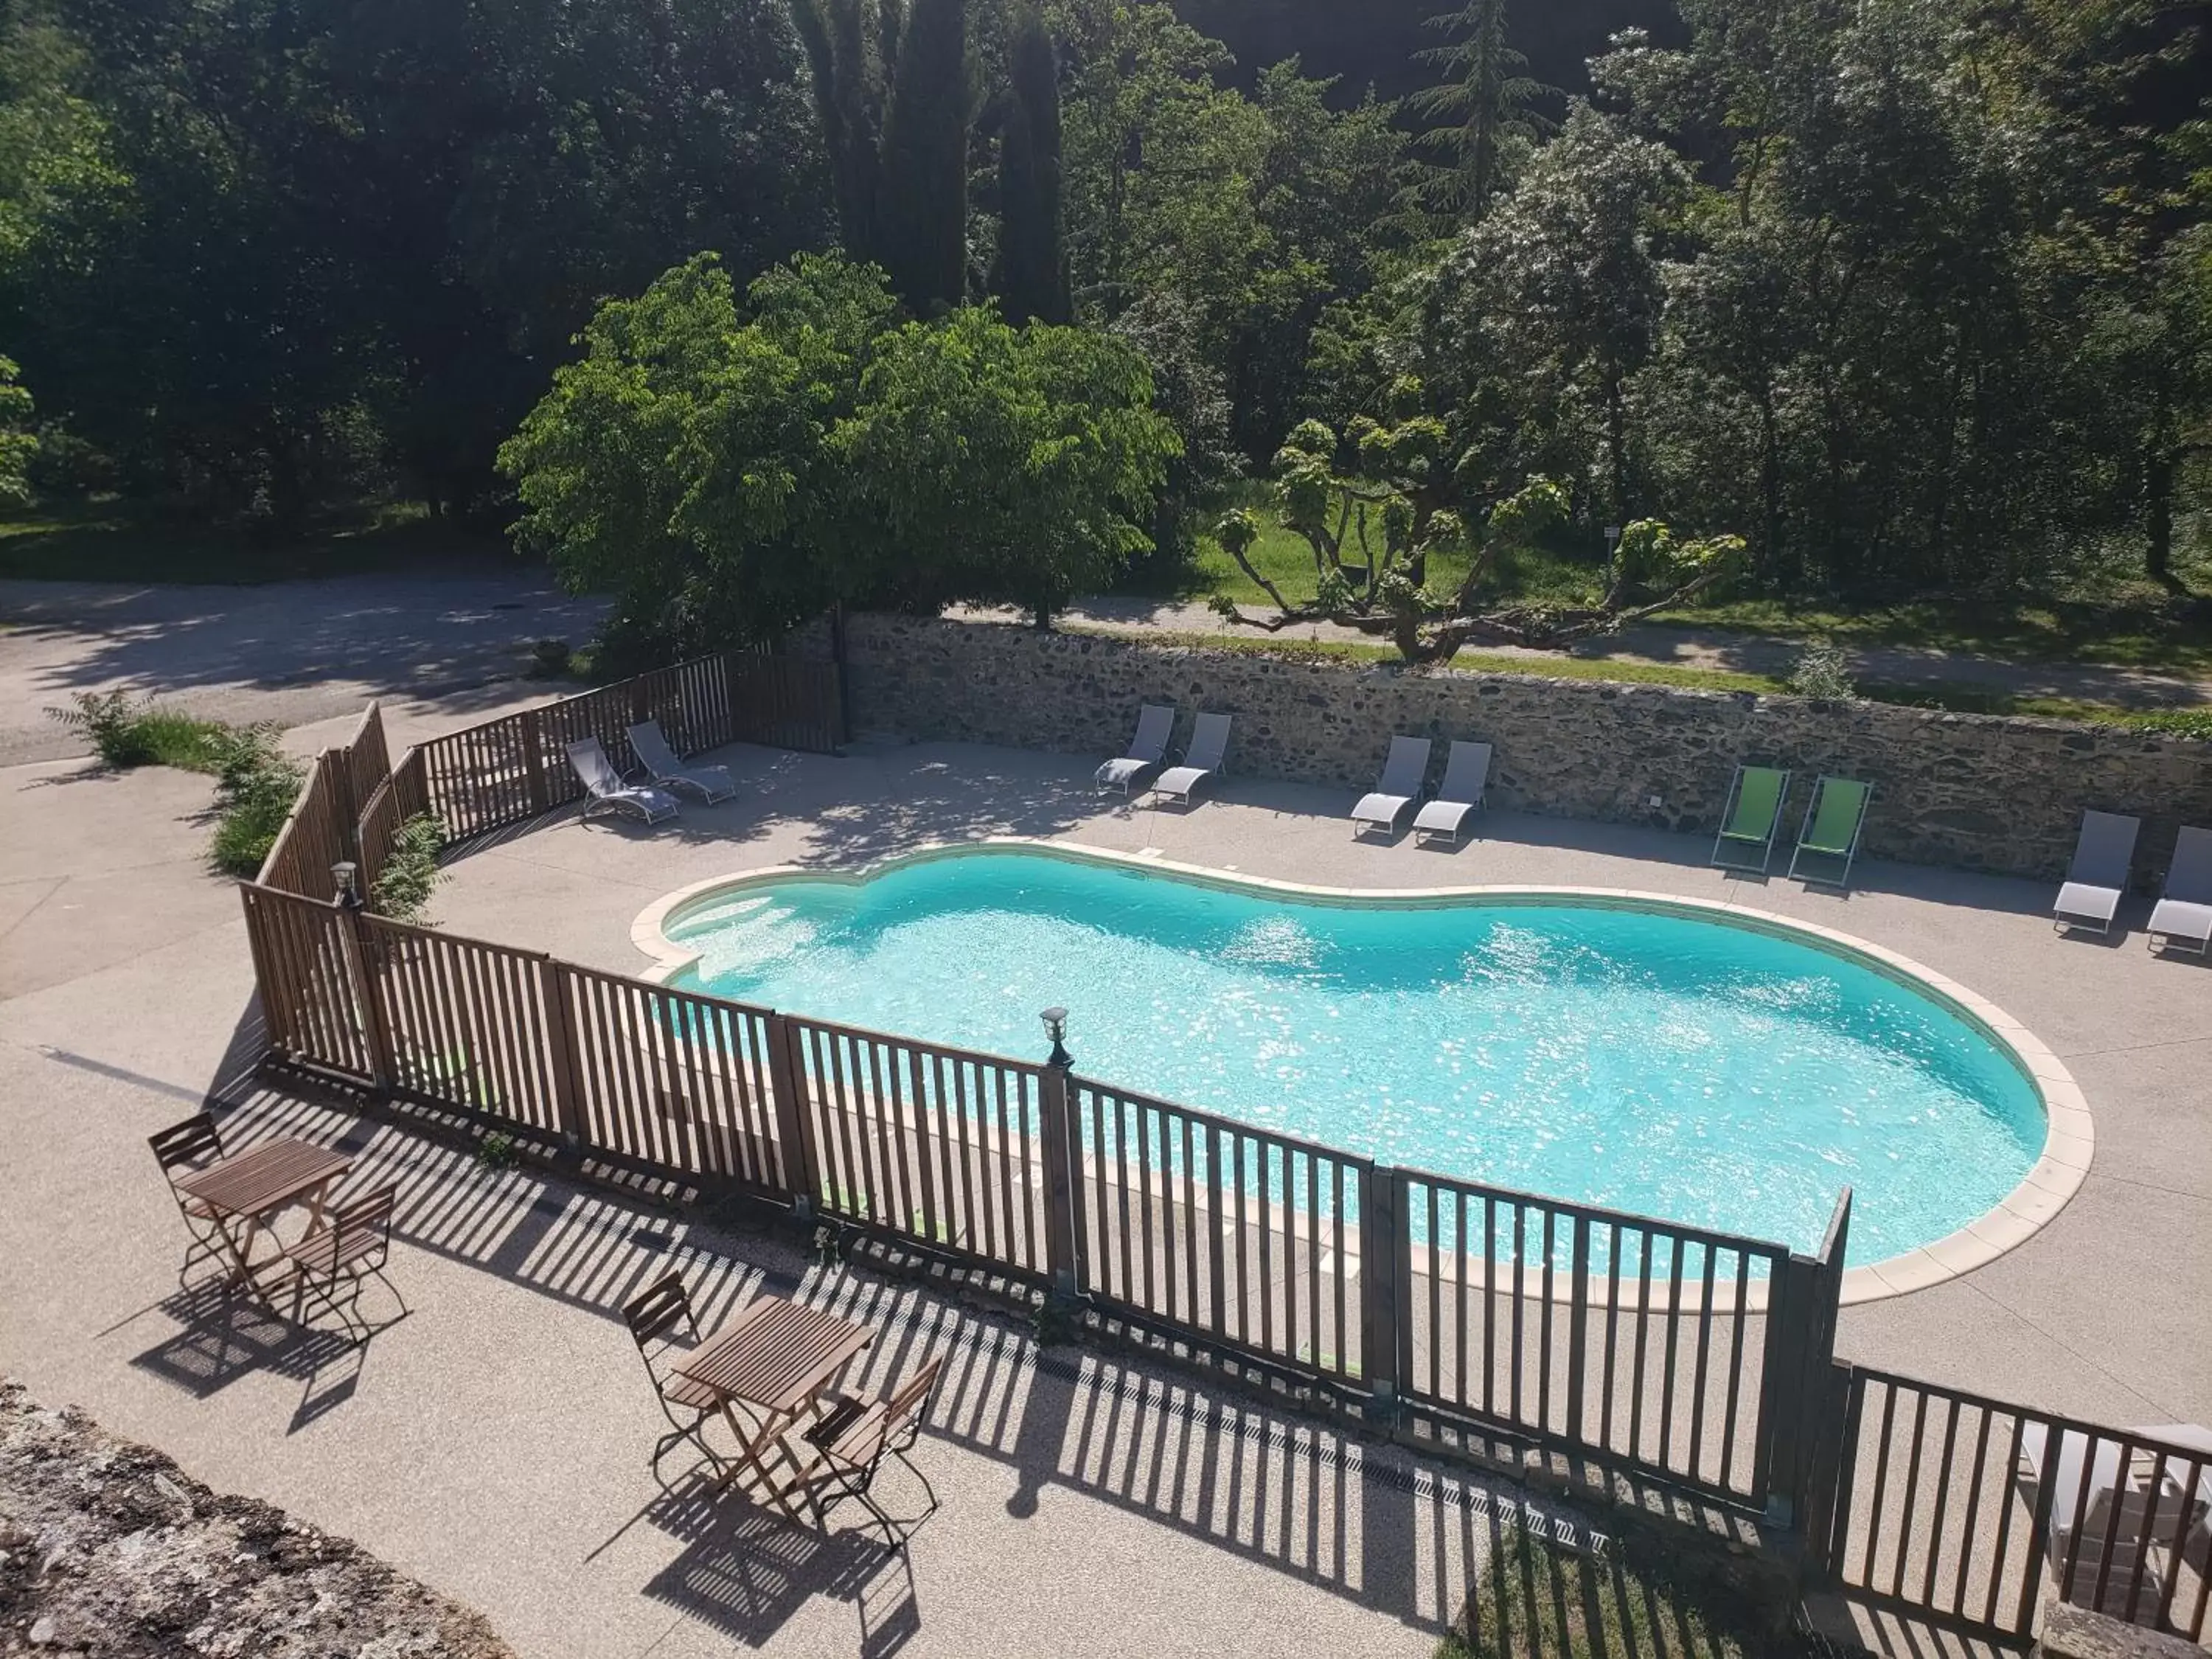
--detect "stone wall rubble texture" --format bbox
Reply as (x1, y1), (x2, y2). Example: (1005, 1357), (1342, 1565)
(811, 615), (2212, 883)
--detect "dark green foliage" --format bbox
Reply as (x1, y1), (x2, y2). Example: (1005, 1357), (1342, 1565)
(369, 813), (446, 925)
(1, 0), (825, 524)
(879, 0), (970, 314)
(992, 7), (1069, 324)
(501, 251), (1177, 650)
(1405, 0), (1551, 226)
(204, 724), (307, 877)
(44, 690), (219, 769)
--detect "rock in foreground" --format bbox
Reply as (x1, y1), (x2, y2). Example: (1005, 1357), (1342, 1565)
(0, 1377), (511, 1658)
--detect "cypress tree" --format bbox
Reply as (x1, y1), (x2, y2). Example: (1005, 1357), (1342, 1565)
(992, 7), (1069, 325)
(878, 0), (970, 314)
(790, 0), (888, 268)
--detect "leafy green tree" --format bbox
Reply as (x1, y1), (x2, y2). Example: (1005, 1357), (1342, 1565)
(504, 250), (1176, 640)
(500, 253), (900, 650)
(838, 307), (1179, 624)
(992, 6), (1070, 324)
(1405, 0), (1549, 226)
(0, 354), (34, 501)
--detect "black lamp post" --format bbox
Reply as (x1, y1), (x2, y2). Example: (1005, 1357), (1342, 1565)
(1040, 1006), (1071, 1069)
(330, 860), (363, 912)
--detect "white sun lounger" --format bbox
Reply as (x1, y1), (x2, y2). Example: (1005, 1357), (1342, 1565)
(1413, 741), (1492, 847)
(1151, 712), (1231, 807)
(567, 737), (679, 825)
(1096, 704), (1175, 794)
(627, 720), (736, 804)
(2053, 810), (2140, 936)
(2149, 824), (2212, 956)
(1351, 736), (1433, 838)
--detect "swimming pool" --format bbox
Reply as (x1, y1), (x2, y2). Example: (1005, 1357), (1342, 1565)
(653, 848), (2049, 1266)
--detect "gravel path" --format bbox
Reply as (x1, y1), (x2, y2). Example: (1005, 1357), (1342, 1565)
(0, 569), (608, 765)
(951, 597), (2212, 709)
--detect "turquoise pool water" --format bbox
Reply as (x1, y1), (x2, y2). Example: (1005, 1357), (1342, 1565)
(666, 852), (2044, 1263)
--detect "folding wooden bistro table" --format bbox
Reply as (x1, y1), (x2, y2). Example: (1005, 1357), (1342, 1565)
(173, 1138), (355, 1298)
(674, 1295), (876, 1516)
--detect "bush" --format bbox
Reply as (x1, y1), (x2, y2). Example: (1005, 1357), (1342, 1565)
(204, 724), (307, 877)
(1787, 639), (1857, 700)
(44, 689), (219, 769)
(369, 812), (446, 923)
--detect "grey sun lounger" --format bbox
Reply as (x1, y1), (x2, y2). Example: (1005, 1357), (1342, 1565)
(568, 737), (680, 825)
(1413, 740), (1492, 847)
(1788, 775), (1873, 891)
(1151, 712), (1232, 807)
(1351, 736), (1433, 838)
(627, 719), (736, 804)
(1711, 765), (1790, 874)
(2053, 809), (2140, 936)
(1096, 704), (1175, 794)
(2149, 824), (2212, 956)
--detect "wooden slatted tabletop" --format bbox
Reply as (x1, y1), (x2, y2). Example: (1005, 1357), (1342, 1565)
(175, 1139), (353, 1219)
(675, 1296), (874, 1415)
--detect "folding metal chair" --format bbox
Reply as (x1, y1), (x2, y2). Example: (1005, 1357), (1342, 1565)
(802, 1354), (944, 1550)
(279, 1183), (407, 1342)
(148, 1113), (230, 1290)
(622, 1270), (729, 1479)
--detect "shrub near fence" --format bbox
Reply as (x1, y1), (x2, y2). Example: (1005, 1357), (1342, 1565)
(234, 660), (2211, 1650)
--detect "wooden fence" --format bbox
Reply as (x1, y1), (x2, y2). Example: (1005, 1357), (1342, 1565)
(256, 650), (845, 899)
(1390, 1171), (1846, 1510)
(1809, 1366), (2211, 1644)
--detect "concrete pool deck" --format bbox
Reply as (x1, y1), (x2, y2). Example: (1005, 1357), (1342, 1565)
(429, 735), (2212, 1430)
(1, 719), (2205, 1658)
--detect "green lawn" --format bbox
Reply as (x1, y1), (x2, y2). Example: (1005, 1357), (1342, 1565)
(0, 500), (512, 585)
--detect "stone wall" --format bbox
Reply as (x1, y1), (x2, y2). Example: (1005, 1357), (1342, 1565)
(815, 613), (2212, 882)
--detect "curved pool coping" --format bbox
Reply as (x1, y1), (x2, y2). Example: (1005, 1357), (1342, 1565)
(630, 836), (2093, 1310)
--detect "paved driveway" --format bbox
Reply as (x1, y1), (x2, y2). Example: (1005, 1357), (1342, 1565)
(0, 568), (607, 765)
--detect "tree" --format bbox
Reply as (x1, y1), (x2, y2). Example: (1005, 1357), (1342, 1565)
(499, 253), (899, 651)
(1207, 404), (1742, 661)
(838, 308), (1179, 625)
(992, 6), (1070, 324)
(1405, 0), (1549, 226)
(878, 0), (971, 313)
(796, 0), (972, 316)
(502, 251), (1177, 642)
(0, 354), (33, 501)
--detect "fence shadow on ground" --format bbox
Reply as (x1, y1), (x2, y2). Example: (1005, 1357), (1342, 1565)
(180, 1063), (1537, 1650)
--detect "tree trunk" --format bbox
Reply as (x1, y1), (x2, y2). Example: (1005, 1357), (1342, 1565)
(2144, 383), (2177, 587)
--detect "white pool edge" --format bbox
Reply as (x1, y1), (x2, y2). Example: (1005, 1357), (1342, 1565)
(629, 835), (2093, 1309)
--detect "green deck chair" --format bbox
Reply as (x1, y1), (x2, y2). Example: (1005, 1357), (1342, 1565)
(1789, 775), (1873, 890)
(1711, 765), (1791, 874)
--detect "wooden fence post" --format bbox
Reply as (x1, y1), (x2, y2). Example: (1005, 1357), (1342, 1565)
(1038, 1063), (1082, 1298)
(342, 902), (394, 1093)
(765, 1013), (817, 1215)
(324, 747), (362, 867)
(536, 956), (588, 1151)
(520, 706), (550, 815)
(1360, 1163), (1402, 1416)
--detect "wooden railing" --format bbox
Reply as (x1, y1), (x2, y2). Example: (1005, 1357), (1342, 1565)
(1391, 1170), (1834, 1509)
(255, 649), (846, 899)
(1811, 1366), (2211, 1643)
(1070, 1078), (1371, 1386)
